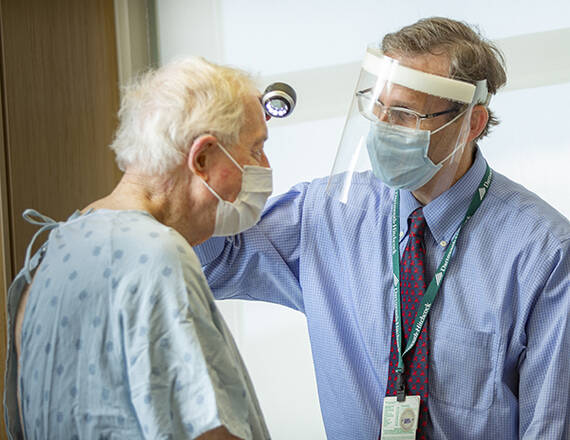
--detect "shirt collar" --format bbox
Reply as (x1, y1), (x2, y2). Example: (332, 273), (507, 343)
(399, 148), (487, 246)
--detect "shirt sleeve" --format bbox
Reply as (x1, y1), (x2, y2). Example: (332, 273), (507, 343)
(194, 182), (311, 313)
(518, 239), (570, 439)
(118, 247), (252, 439)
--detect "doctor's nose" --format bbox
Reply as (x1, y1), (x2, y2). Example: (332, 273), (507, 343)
(373, 104), (391, 123)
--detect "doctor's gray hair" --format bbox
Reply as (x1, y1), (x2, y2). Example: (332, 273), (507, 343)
(110, 57), (257, 175)
(381, 17), (507, 140)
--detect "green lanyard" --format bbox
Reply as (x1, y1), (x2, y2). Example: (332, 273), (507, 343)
(391, 163), (492, 401)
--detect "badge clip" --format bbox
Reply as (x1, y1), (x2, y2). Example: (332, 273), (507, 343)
(396, 372), (406, 402)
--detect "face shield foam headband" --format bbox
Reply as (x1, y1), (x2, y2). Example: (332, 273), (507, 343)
(327, 48), (491, 201)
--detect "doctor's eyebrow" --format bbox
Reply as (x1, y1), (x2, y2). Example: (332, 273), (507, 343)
(377, 97), (417, 111)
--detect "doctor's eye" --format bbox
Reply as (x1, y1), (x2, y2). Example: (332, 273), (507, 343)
(389, 108), (419, 127)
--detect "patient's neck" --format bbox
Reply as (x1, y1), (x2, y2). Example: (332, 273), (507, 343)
(83, 167), (212, 246)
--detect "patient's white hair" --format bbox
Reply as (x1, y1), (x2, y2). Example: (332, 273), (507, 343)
(110, 57), (257, 175)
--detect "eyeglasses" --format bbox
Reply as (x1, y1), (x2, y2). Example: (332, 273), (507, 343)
(356, 87), (461, 129)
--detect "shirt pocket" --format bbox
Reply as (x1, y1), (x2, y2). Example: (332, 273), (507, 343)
(429, 323), (496, 410)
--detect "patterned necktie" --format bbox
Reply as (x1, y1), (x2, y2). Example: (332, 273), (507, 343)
(383, 207), (429, 439)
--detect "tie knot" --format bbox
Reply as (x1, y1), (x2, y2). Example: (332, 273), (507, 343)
(409, 208), (427, 237)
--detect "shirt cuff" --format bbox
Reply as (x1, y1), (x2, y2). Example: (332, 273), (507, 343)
(193, 237), (226, 266)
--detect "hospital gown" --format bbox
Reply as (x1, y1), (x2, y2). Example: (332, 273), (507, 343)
(4, 208), (269, 439)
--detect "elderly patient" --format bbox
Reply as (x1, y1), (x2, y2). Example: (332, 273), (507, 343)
(4, 58), (272, 439)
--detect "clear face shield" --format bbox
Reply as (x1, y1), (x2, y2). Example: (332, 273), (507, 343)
(326, 47), (489, 206)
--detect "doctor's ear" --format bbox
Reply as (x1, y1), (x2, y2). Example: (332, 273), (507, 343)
(188, 135), (218, 180)
(468, 105), (489, 143)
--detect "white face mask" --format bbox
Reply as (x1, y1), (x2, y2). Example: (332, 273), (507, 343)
(201, 143), (273, 236)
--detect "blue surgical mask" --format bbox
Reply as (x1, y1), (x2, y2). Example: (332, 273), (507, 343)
(366, 112), (467, 191)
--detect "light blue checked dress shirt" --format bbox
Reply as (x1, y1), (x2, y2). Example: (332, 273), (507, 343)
(4, 209), (269, 439)
(195, 150), (570, 439)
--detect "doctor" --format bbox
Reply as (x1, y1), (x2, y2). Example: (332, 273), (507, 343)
(196, 17), (570, 439)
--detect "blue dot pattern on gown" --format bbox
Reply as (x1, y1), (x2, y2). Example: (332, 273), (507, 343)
(5, 209), (269, 439)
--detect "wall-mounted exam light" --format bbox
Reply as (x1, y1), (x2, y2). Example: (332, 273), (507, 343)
(262, 82), (297, 118)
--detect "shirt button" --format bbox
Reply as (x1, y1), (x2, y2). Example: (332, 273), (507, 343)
(440, 240), (447, 247)
(399, 231), (404, 238)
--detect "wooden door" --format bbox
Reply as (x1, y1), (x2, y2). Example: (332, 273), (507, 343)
(0, 58), (8, 439)
(0, 0), (121, 436)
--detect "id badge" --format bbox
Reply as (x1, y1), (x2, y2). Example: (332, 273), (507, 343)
(380, 395), (420, 439)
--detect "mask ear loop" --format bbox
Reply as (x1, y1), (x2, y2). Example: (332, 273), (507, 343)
(430, 106), (469, 135)
(430, 103), (475, 167)
(201, 179), (224, 202)
(217, 143), (244, 173)
(200, 143), (246, 202)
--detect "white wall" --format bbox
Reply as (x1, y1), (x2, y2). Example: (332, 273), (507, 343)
(218, 0), (570, 75)
(480, 83), (570, 216)
(154, 2), (570, 438)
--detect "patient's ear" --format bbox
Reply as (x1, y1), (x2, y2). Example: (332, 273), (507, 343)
(188, 135), (218, 181)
